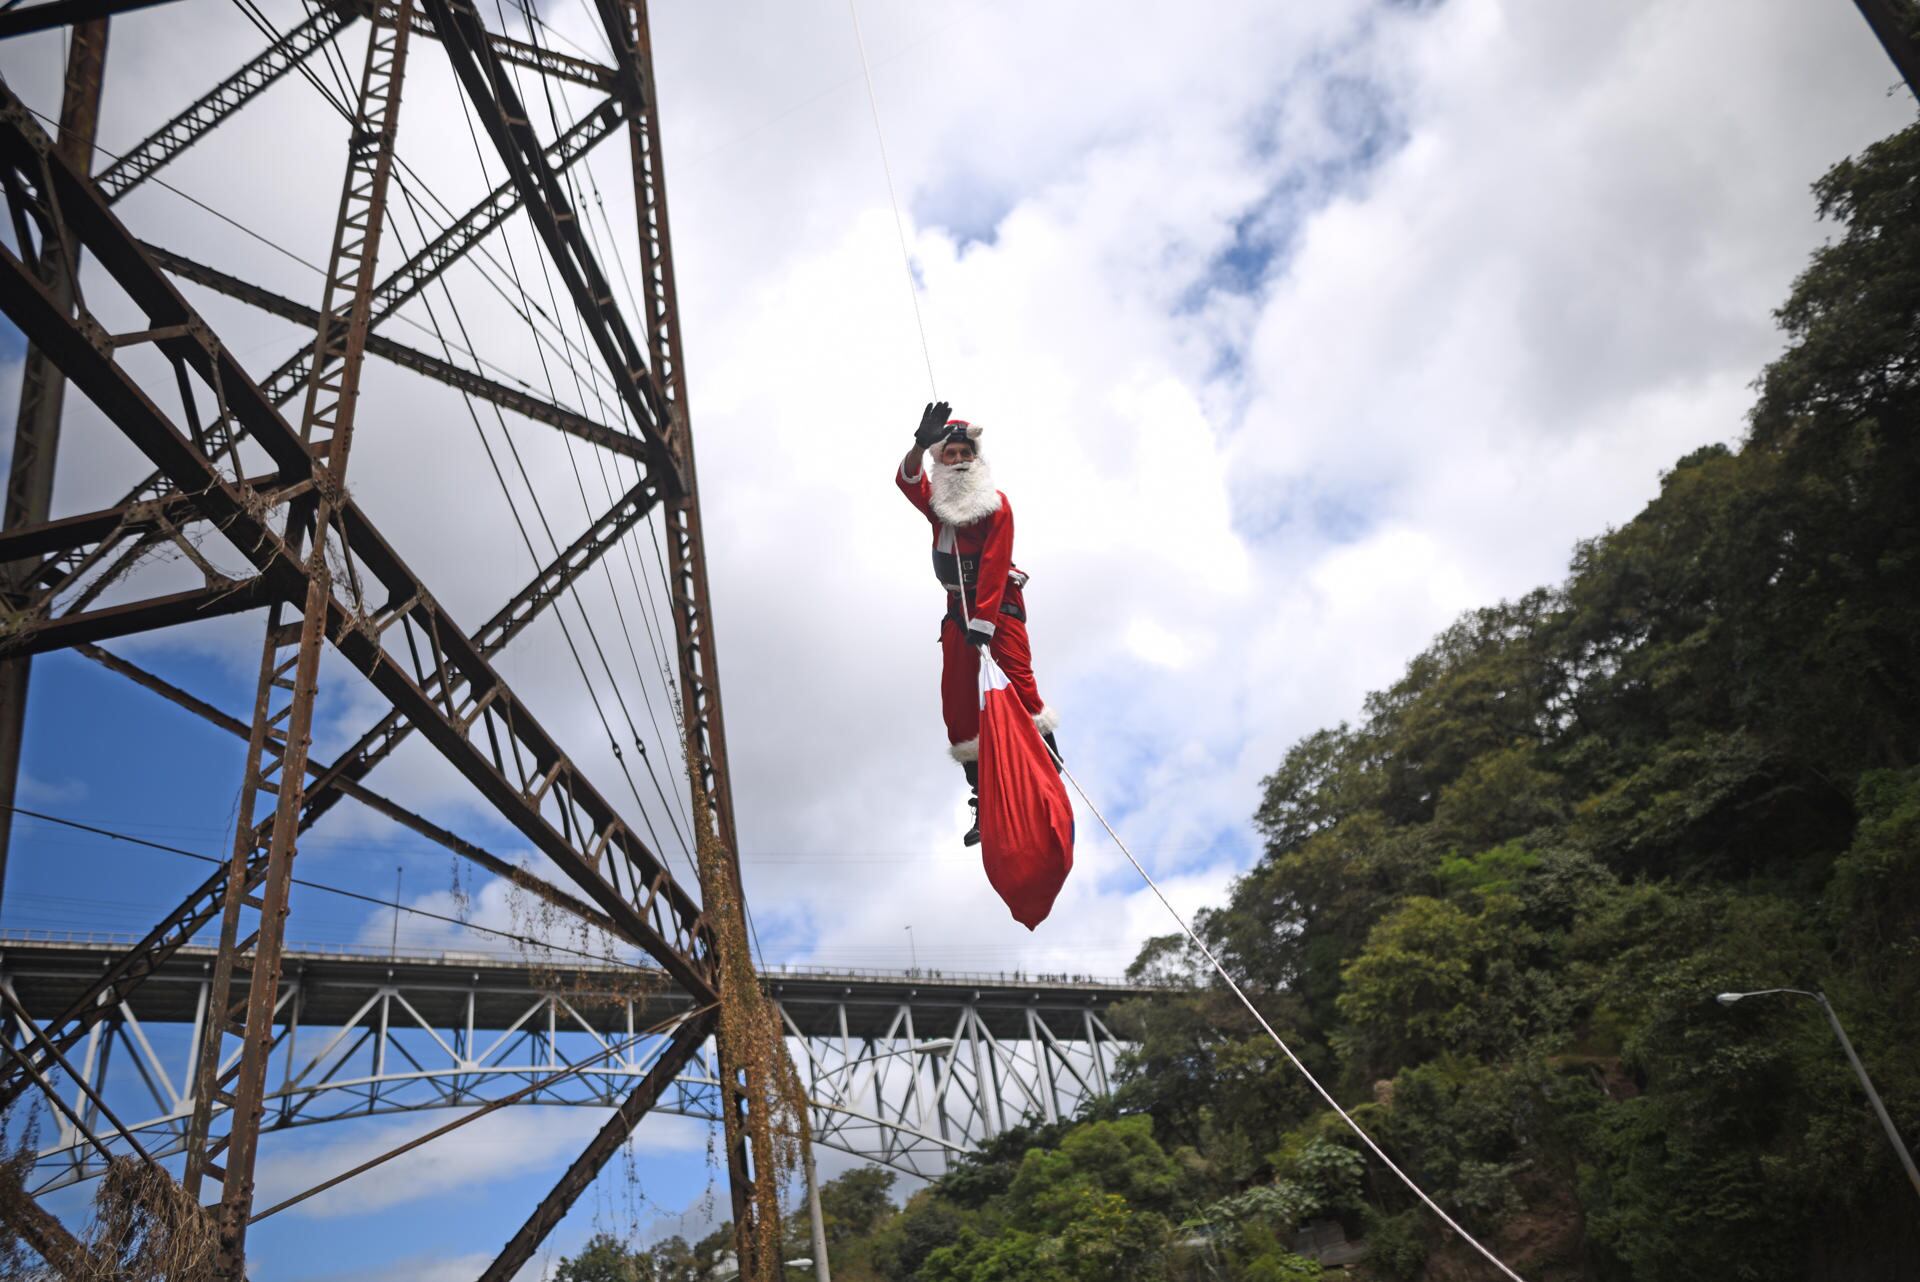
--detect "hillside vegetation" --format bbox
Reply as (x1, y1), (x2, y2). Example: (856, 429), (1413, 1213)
(565, 117), (1920, 1282)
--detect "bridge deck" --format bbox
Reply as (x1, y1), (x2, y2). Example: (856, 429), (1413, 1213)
(0, 936), (1159, 1040)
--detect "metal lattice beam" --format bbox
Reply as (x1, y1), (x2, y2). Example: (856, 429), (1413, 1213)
(0, 474), (659, 1114)
(0, 54), (715, 988)
(479, 1007), (717, 1282)
(0, 0), (758, 1269)
(422, 0), (677, 482)
(148, 242), (645, 458)
(600, 0), (739, 861)
(94, 0), (357, 202)
(0, 941), (1140, 1191)
(0, 15), (107, 919)
(173, 7), (418, 1266)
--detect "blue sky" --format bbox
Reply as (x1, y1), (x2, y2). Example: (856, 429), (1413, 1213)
(2, 0), (1915, 1274)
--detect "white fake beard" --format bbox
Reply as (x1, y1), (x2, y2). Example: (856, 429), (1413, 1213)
(929, 457), (1001, 525)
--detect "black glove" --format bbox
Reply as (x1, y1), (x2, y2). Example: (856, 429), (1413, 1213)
(964, 620), (993, 650)
(913, 401), (952, 449)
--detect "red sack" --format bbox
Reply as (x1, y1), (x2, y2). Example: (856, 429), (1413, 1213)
(977, 686), (1075, 929)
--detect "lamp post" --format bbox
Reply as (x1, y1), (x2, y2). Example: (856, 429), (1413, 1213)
(904, 924), (917, 974)
(1717, 987), (1920, 1201)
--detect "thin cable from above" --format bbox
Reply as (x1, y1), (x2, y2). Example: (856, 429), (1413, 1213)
(846, 0), (937, 397)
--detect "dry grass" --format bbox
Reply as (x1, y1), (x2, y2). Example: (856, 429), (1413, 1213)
(76, 1158), (217, 1282)
(691, 786), (810, 1282)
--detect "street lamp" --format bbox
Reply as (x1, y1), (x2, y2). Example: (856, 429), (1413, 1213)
(1716, 987), (1920, 1201)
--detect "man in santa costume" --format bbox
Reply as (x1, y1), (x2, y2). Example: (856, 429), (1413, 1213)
(897, 401), (1061, 845)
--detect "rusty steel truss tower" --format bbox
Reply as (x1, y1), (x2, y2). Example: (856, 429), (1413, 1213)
(0, 0), (763, 1275)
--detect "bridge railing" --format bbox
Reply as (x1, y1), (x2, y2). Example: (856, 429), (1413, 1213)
(0, 928), (1171, 990)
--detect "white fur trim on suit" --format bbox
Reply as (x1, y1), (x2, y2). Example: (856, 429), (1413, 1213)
(948, 736), (980, 763)
(900, 459), (923, 483)
(1034, 705), (1060, 735)
(967, 618), (997, 640)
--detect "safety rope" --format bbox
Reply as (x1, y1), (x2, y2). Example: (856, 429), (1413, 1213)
(972, 652), (1531, 1282)
(847, 0), (938, 396)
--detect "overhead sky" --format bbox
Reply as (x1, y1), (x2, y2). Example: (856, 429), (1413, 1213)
(0, 0), (1914, 1275)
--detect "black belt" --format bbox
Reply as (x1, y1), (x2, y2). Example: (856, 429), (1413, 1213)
(946, 589), (1025, 627)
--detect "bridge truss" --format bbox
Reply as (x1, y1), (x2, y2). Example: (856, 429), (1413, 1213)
(0, 940), (1135, 1195)
(0, 0), (768, 1274)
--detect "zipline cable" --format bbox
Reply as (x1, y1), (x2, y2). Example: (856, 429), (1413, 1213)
(969, 660), (1530, 1282)
(847, 0), (937, 397)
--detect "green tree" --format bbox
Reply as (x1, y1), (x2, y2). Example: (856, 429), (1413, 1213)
(556, 1233), (652, 1282)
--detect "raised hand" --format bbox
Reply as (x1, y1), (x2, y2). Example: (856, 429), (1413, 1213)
(914, 401), (952, 449)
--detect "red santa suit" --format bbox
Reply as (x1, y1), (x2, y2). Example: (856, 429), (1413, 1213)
(896, 430), (1057, 761)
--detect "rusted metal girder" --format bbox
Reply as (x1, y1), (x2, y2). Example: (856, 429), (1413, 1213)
(147, 241), (644, 457)
(1, 577), (273, 658)
(599, 0), (740, 861)
(598, 0), (760, 1268)
(1854, 0), (1920, 98)
(0, 1170), (96, 1277)
(421, 0), (680, 487)
(0, 0), (168, 39)
(0, 474), (658, 1114)
(478, 1007), (718, 1282)
(173, 6), (418, 1270)
(94, 0), (357, 201)
(93, 88), (632, 530)
(0, 72), (714, 996)
(0, 16), (107, 920)
(75, 640), (620, 934)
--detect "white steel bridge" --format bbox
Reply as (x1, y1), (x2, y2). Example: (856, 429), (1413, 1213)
(0, 933), (1156, 1193)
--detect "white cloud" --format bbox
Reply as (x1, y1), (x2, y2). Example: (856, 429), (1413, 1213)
(251, 1106), (705, 1220)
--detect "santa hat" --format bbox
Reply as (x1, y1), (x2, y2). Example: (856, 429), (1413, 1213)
(939, 420), (984, 454)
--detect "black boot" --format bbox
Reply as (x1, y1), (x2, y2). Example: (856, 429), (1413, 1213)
(962, 761), (981, 846)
